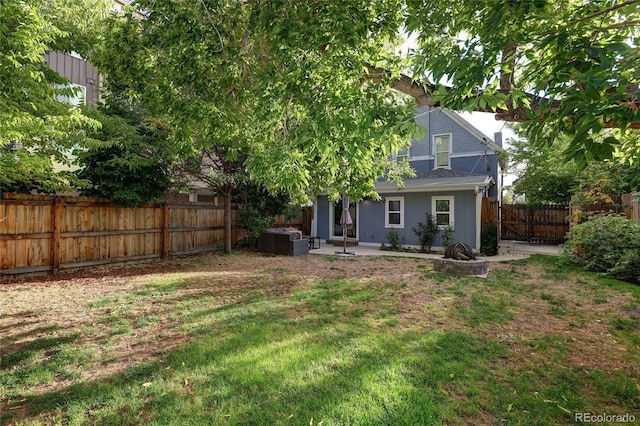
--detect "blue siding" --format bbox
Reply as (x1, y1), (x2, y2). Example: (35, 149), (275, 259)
(355, 190), (478, 249)
(317, 196), (329, 239)
(408, 106), (500, 198)
(410, 154), (498, 178)
(409, 107), (502, 181)
(414, 107), (489, 155)
(451, 191), (478, 247)
(411, 108), (431, 157)
(358, 199), (385, 242)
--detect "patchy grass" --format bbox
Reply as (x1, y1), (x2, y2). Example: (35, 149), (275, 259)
(1, 252), (639, 425)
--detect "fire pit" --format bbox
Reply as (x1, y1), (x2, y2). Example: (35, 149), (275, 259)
(433, 242), (488, 277)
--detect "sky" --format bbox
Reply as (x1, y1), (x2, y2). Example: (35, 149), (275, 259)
(458, 111), (513, 143)
(459, 111), (518, 186)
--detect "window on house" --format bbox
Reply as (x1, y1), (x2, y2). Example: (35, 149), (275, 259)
(434, 134), (451, 168)
(385, 197), (404, 228)
(395, 148), (409, 163)
(54, 83), (86, 107)
(432, 196), (454, 228)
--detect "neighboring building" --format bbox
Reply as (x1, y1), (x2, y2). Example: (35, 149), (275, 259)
(45, 51), (101, 107)
(44, 0), (137, 106)
(43, 50), (100, 176)
(313, 106), (504, 251)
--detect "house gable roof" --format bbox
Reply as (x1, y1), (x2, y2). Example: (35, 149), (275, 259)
(439, 109), (504, 153)
(375, 172), (494, 194)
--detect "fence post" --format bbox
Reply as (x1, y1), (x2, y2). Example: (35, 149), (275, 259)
(52, 197), (63, 273)
(162, 202), (169, 258)
(528, 204), (533, 243)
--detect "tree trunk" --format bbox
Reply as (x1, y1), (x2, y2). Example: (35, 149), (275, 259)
(222, 184), (234, 254)
(499, 42), (517, 92)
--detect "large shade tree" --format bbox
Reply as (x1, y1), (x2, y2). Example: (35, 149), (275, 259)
(3, 0), (638, 200)
(401, 0), (639, 167)
(95, 0), (418, 253)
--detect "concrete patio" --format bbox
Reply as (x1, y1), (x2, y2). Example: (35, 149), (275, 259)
(308, 240), (563, 262)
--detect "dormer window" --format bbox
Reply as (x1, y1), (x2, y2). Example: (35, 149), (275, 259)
(434, 134), (451, 168)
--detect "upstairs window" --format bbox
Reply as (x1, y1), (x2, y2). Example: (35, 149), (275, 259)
(434, 134), (451, 168)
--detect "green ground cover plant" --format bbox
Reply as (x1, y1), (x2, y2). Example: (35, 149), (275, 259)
(1, 253), (638, 425)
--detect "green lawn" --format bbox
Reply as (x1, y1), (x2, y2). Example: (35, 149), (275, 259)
(1, 253), (639, 425)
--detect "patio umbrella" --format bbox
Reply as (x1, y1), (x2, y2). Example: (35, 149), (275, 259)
(336, 195), (355, 255)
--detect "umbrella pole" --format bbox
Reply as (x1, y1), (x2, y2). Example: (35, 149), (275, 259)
(343, 225), (347, 254)
(335, 196), (355, 256)
(335, 224), (355, 256)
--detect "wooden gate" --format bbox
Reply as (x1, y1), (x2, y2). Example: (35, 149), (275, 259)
(501, 204), (569, 244)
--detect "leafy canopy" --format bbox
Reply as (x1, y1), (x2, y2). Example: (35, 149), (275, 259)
(0, 0), (111, 193)
(0, 0), (109, 151)
(405, 0), (640, 167)
(94, 0), (418, 205)
(509, 127), (640, 204)
(75, 88), (177, 206)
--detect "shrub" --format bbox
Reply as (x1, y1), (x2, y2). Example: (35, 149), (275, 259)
(565, 215), (640, 284)
(441, 224), (455, 248)
(609, 248), (640, 284)
(384, 228), (405, 251)
(412, 213), (439, 253)
(238, 206), (276, 247)
(481, 221), (499, 256)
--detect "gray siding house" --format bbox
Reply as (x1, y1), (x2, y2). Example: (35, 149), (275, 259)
(313, 106), (503, 251)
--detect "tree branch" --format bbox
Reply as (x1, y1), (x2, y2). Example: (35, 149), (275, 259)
(499, 42), (517, 92)
(367, 65), (640, 129)
(536, 0), (640, 39)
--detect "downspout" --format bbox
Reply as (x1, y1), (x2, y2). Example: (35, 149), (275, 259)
(475, 185), (482, 251)
(312, 196), (318, 237)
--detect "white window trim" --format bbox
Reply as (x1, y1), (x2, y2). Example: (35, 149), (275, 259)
(433, 133), (452, 169)
(432, 196), (454, 229)
(385, 196), (404, 228)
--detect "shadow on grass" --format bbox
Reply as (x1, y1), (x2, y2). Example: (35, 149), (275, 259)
(3, 263), (638, 425)
(3, 291), (514, 425)
(1, 332), (77, 370)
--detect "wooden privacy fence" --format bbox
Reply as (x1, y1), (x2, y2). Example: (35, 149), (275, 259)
(481, 197), (499, 228)
(569, 193), (640, 224)
(501, 203), (570, 244)
(481, 194), (638, 245)
(0, 194), (246, 279)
